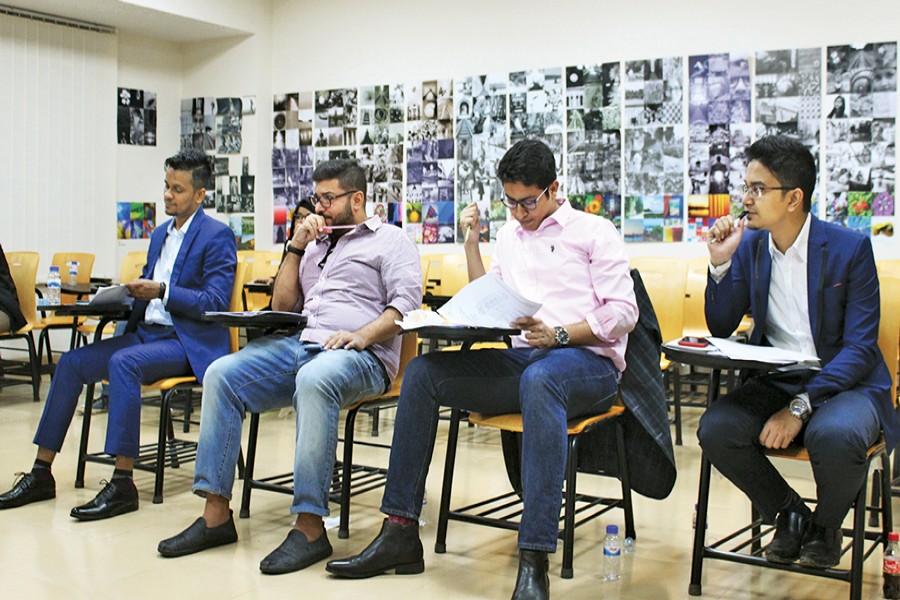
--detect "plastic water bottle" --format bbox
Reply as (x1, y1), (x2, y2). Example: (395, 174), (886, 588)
(68, 260), (79, 286)
(603, 524), (621, 581)
(884, 531), (900, 599)
(623, 536), (635, 553)
(47, 266), (61, 305)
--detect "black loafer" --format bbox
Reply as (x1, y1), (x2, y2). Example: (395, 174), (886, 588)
(798, 522), (843, 568)
(326, 518), (424, 579)
(259, 529), (333, 575)
(511, 549), (550, 600)
(70, 479), (138, 521)
(158, 512), (238, 557)
(0, 471), (56, 509)
(764, 505), (810, 564)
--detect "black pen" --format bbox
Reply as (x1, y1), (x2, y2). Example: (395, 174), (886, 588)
(710, 210), (748, 243)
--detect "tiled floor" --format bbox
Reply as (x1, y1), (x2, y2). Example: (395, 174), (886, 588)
(0, 367), (892, 599)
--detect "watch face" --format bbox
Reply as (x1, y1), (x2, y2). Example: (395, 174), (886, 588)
(555, 326), (569, 346)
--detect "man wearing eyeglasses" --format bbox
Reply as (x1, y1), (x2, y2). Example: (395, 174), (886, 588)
(158, 159), (421, 575)
(327, 139), (637, 599)
(700, 135), (898, 569)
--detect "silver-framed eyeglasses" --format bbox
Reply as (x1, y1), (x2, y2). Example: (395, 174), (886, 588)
(308, 190), (359, 208)
(739, 183), (794, 199)
(501, 186), (550, 211)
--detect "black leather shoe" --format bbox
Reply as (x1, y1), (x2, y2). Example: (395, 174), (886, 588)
(326, 518), (424, 579)
(70, 479), (138, 521)
(511, 549), (549, 600)
(764, 505), (810, 564)
(0, 471), (56, 509)
(259, 529), (333, 575)
(158, 512), (238, 557)
(798, 522), (842, 568)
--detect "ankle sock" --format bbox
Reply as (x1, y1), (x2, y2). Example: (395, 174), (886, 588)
(388, 515), (417, 527)
(111, 468), (133, 481)
(32, 459), (52, 474)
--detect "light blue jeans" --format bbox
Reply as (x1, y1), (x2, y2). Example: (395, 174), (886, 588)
(192, 333), (388, 516)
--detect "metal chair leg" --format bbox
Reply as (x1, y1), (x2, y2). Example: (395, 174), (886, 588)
(435, 408), (461, 554)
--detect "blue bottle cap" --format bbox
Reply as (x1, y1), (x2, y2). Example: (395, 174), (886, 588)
(606, 524), (618, 534)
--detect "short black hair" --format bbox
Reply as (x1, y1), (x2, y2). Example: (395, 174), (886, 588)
(165, 149), (213, 191)
(747, 135), (816, 212)
(312, 159), (367, 199)
(297, 197), (315, 213)
(497, 139), (556, 189)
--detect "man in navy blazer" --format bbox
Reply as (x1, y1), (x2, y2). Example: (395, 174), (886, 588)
(699, 135), (899, 568)
(0, 149), (236, 520)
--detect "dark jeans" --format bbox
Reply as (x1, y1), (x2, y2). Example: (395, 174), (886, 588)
(697, 378), (880, 527)
(380, 346), (619, 552)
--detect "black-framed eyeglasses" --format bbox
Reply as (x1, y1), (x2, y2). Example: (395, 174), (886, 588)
(308, 190), (359, 209)
(501, 186), (550, 211)
(739, 183), (794, 199)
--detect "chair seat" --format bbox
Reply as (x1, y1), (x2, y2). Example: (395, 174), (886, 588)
(37, 315), (87, 327)
(77, 321), (116, 336)
(1, 323), (33, 336)
(142, 376), (198, 392)
(442, 341), (509, 352)
(469, 405), (626, 435)
(765, 440), (886, 461)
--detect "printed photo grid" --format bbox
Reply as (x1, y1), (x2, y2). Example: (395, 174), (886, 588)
(273, 92), (315, 243)
(117, 88), (156, 146)
(359, 84), (405, 227)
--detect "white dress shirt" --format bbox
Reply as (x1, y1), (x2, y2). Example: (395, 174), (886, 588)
(144, 211), (197, 326)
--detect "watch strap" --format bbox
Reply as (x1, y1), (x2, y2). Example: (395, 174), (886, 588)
(286, 244), (305, 257)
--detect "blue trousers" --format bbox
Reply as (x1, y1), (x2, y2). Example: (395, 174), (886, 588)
(380, 347), (619, 552)
(192, 334), (387, 516)
(34, 323), (191, 458)
(698, 378), (880, 527)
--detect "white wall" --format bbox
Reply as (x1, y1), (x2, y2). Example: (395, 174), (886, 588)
(269, 0), (900, 259)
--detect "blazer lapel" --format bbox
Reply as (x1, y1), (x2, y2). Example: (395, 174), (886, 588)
(170, 209), (205, 285)
(806, 216), (827, 347)
(752, 235), (772, 345)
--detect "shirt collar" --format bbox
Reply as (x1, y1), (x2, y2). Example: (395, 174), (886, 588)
(167, 209), (198, 238)
(768, 213), (811, 262)
(513, 198), (572, 237)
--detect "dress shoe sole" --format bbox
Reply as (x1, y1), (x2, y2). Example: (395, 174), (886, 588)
(70, 502), (138, 521)
(0, 490), (55, 509)
(326, 560), (425, 579)
(797, 555), (840, 569)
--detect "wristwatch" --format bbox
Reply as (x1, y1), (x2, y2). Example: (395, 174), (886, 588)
(788, 395), (811, 422)
(157, 282), (166, 300)
(554, 326), (570, 347)
(286, 243), (305, 257)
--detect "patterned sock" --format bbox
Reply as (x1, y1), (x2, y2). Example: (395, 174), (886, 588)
(388, 515), (417, 527)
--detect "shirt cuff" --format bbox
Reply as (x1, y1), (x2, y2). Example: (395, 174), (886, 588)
(162, 282), (171, 306)
(708, 260), (731, 284)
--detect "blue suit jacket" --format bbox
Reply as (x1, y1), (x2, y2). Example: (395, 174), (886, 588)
(126, 208), (236, 383)
(705, 215), (900, 450)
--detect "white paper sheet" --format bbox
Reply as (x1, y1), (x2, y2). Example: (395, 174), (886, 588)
(707, 336), (820, 366)
(89, 284), (130, 306)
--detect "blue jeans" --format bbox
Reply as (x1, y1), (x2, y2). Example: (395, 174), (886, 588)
(380, 347), (619, 552)
(698, 378), (880, 527)
(192, 334), (388, 516)
(34, 323), (191, 457)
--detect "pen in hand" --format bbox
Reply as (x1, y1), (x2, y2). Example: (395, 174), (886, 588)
(709, 210), (748, 243)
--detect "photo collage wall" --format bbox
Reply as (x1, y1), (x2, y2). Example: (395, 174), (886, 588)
(272, 41), (898, 246)
(181, 96), (257, 249)
(117, 87), (157, 146)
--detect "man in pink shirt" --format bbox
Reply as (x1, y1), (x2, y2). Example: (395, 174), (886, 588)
(158, 159), (421, 575)
(328, 140), (638, 599)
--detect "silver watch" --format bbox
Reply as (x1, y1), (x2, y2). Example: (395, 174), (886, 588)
(554, 326), (569, 347)
(788, 396), (811, 422)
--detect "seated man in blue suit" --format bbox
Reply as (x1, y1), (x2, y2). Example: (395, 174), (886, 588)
(0, 149), (236, 520)
(699, 135), (900, 568)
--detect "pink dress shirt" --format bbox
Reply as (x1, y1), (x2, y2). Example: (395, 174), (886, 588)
(490, 200), (637, 372)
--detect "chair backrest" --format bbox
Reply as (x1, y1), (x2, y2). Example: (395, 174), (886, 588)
(119, 251), (147, 283)
(683, 256), (711, 338)
(241, 250), (281, 311)
(228, 262), (249, 353)
(419, 253), (430, 291)
(384, 332), (419, 396)
(5, 252), (39, 329)
(877, 260), (900, 282)
(437, 254), (469, 297)
(878, 276), (900, 404)
(51, 252), (95, 304)
(423, 253), (445, 296)
(629, 257), (688, 344)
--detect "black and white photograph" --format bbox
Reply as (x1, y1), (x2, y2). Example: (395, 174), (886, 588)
(314, 88), (358, 150)
(117, 87), (157, 146)
(509, 67), (564, 182)
(216, 97), (243, 154)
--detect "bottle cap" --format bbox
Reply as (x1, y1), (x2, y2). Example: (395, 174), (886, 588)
(606, 524), (618, 534)
(890, 532), (899, 542)
(50, 266), (59, 272)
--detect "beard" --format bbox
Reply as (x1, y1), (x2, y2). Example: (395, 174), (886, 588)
(328, 200), (355, 227)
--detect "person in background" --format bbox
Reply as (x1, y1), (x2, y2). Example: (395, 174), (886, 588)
(0, 149), (236, 520)
(0, 244), (26, 336)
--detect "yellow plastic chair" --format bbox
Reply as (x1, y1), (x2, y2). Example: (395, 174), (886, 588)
(34, 252), (97, 364)
(75, 262), (247, 504)
(1, 252), (41, 401)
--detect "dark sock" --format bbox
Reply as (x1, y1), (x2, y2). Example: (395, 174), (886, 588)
(388, 515), (417, 527)
(111, 468), (133, 481)
(32, 459), (52, 475)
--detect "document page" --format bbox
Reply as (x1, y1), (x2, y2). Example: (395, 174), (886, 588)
(436, 274), (542, 328)
(708, 337), (820, 366)
(89, 285), (131, 306)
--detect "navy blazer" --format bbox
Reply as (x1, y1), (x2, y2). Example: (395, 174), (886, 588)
(705, 215), (900, 450)
(126, 208), (236, 383)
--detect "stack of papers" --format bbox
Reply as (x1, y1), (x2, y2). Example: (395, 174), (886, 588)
(664, 337), (820, 368)
(397, 274), (541, 330)
(89, 285), (131, 306)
